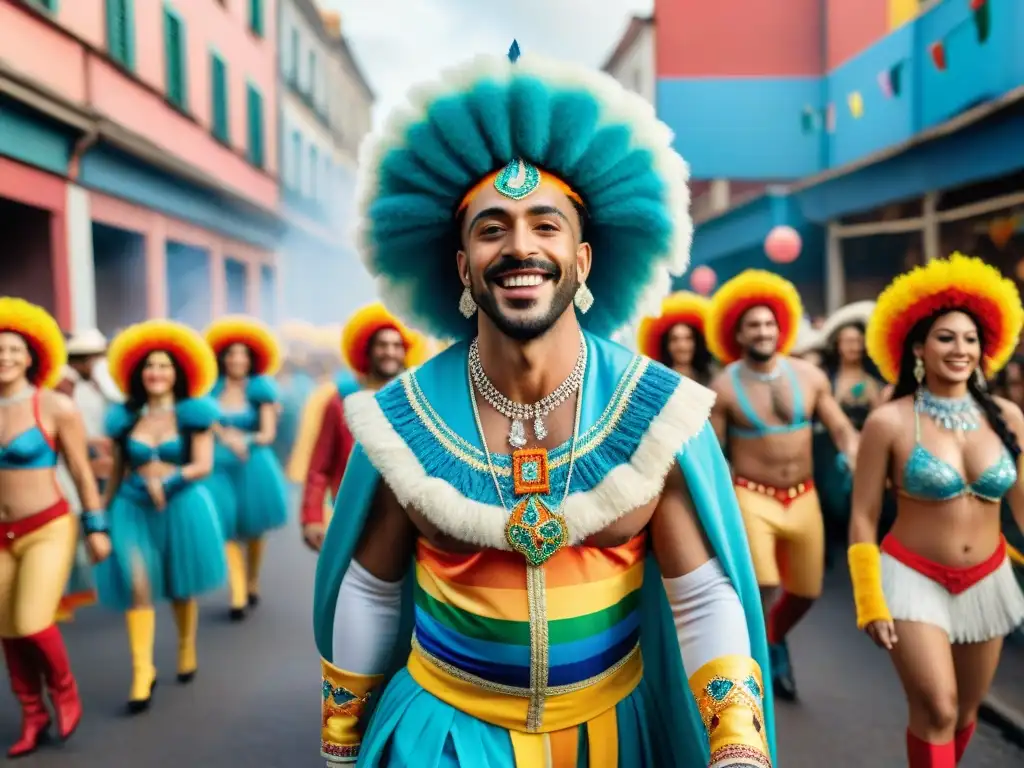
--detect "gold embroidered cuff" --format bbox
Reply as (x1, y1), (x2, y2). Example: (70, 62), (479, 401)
(689, 655), (772, 768)
(320, 657), (384, 764)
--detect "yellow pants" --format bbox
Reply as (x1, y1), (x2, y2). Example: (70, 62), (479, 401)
(0, 511), (77, 638)
(735, 484), (824, 599)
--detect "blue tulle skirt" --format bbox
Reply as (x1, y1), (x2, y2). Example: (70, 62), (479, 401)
(95, 475), (227, 610)
(356, 670), (668, 767)
(207, 443), (288, 541)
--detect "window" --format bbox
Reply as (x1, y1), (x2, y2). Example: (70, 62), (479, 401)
(210, 51), (228, 142)
(164, 6), (187, 110)
(106, 0), (135, 70)
(24, 0), (58, 12)
(290, 28), (299, 83)
(246, 83), (265, 168)
(309, 145), (318, 199)
(249, 0), (264, 37)
(291, 130), (302, 189)
(308, 50), (317, 98)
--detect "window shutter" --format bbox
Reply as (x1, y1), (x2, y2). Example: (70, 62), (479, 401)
(211, 54), (228, 142)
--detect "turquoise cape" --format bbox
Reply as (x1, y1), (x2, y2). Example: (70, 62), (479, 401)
(313, 333), (776, 766)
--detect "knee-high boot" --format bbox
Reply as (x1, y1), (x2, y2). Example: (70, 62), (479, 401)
(125, 608), (156, 713)
(24, 626), (81, 741)
(906, 730), (956, 767)
(1, 637), (50, 757)
(172, 599), (198, 682)
(224, 541), (248, 618)
(246, 538), (266, 606)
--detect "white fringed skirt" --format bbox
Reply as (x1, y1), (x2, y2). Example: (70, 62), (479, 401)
(881, 536), (1024, 644)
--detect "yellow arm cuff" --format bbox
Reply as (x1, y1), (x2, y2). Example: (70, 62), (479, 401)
(689, 655), (772, 768)
(320, 657), (385, 764)
(847, 542), (892, 629)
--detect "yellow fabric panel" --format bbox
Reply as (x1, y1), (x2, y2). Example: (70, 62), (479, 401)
(888, 0), (921, 31)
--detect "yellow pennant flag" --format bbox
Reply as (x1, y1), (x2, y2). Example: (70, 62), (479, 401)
(847, 91), (864, 119)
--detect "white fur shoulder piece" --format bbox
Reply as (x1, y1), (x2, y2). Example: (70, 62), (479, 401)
(343, 359), (716, 550)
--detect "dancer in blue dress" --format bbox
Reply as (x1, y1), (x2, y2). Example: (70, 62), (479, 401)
(204, 316), (288, 620)
(98, 319), (226, 714)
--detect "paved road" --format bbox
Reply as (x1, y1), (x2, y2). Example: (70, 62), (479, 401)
(2, 535), (1022, 766)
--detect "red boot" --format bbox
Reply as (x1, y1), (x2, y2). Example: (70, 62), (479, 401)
(25, 626), (81, 741)
(1, 637), (51, 758)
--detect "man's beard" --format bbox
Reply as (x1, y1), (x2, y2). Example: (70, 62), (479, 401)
(370, 360), (402, 380)
(745, 346), (775, 363)
(472, 259), (578, 342)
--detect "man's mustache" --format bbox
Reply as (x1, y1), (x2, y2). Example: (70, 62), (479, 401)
(483, 257), (560, 283)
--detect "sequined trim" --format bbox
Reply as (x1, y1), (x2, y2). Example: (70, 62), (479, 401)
(526, 564), (548, 730)
(696, 674), (767, 750)
(321, 741), (359, 762)
(401, 355), (648, 477)
(709, 744), (773, 768)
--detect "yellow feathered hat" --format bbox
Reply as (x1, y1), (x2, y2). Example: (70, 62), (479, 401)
(108, 320), (218, 399)
(204, 315), (282, 377)
(866, 253), (1024, 383)
(0, 297), (66, 389)
(341, 302), (421, 375)
(705, 270), (804, 364)
(636, 291), (710, 362)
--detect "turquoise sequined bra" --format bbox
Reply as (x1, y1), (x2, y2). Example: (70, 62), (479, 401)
(901, 406), (1017, 503)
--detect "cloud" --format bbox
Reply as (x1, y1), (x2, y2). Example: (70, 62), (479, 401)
(322, 0), (652, 126)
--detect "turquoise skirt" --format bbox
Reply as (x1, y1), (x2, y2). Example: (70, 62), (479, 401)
(95, 475), (227, 610)
(357, 670), (669, 767)
(207, 444), (289, 540)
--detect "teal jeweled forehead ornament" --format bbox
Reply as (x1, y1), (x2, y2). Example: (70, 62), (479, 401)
(494, 157), (541, 201)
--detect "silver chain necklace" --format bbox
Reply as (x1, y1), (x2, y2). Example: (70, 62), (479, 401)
(468, 334), (587, 448)
(0, 386), (35, 408)
(741, 362), (781, 383)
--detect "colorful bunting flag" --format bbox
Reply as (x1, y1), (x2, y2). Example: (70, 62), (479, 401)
(847, 91), (864, 119)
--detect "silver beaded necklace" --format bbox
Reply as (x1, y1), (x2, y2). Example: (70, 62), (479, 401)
(468, 333), (587, 449)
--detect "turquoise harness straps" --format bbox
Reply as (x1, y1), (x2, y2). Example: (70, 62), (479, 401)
(728, 360), (809, 438)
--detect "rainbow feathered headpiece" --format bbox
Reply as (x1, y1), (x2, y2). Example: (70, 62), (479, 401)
(204, 315), (282, 377)
(636, 291), (709, 362)
(705, 270), (804, 364)
(341, 302), (422, 375)
(0, 297), (66, 389)
(866, 253), (1024, 383)
(355, 40), (692, 339)
(108, 320), (218, 399)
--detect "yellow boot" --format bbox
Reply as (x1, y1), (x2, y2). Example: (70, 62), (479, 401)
(125, 607), (156, 713)
(224, 542), (248, 619)
(171, 599), (198, 683)
(246, 538), (266, 608)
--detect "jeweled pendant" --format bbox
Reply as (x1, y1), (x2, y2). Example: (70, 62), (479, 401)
(533, 415), (547, 441)
(509, 419), (527, 449)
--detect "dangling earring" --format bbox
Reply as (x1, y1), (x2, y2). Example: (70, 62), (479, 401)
(974, 367), (987, 390)
(458, 285), (477, 319)
(913, 356), (925, 385)
(574, 282), (594, 314)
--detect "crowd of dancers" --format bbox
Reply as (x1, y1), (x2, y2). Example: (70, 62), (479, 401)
(3, 38), (1024, 768)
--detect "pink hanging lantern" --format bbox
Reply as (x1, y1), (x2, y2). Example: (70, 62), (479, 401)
(690, 265), (717, 295)
(764, 226), (802, 264)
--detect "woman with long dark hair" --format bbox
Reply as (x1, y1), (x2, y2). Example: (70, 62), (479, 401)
(636, 291), (714, 384)
(0, 298), (111, 757)
(203, 316), (287, 620)
(98, 320), (226, 714)
(848, 254), (1024, 767)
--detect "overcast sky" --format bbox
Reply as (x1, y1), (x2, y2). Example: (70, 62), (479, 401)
(321, 0), (653, 127)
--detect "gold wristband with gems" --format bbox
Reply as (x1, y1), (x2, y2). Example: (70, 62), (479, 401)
(320, 657), (384, 764)
(689, 655), (772, 768)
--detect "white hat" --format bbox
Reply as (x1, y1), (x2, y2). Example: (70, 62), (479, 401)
(66, 328), (108, 356)
(820, 301), (876, 344)
(791, 316), (825, 356)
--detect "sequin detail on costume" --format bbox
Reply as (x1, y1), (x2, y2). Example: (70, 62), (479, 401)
(505, 496), (569, 566)
(494, 158), (541, 201)
(321, 679), (373, 725)
(512, 448), (551, 496)
(709, 744), (773, 768)
(696, 673), (766, 738)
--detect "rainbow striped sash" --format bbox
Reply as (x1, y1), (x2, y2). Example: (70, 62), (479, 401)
(408, 534), (646, 732)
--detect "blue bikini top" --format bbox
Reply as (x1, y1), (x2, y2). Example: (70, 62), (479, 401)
(0, 390), (58, 470)
(728, 360), (810, 439)
(901, 407), (1017, 503)
(124, 436), (186, 469)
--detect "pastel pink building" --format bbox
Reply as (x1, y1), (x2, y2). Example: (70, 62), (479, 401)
(0, 0), (282, 333)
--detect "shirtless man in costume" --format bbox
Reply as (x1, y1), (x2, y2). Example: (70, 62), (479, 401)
(707, 270), (859, 701)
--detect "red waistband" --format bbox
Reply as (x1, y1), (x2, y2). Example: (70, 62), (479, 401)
(734, 476), (815, 507)
(881, 534), (1007, 595)
(0, 498), (69, 548)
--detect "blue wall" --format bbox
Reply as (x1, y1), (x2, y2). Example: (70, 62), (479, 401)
(81, 145), (282, 251)
(657, 78), (825, 179)
(656, 0), (1023, 180)
(0, 96), (75, 175)
(166, 242), (212, 328)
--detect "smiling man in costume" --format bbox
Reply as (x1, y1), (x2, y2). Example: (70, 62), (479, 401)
(313, 42), (775, 767)
(706, 270), (859, 703)
(295, 303), (421, 552)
